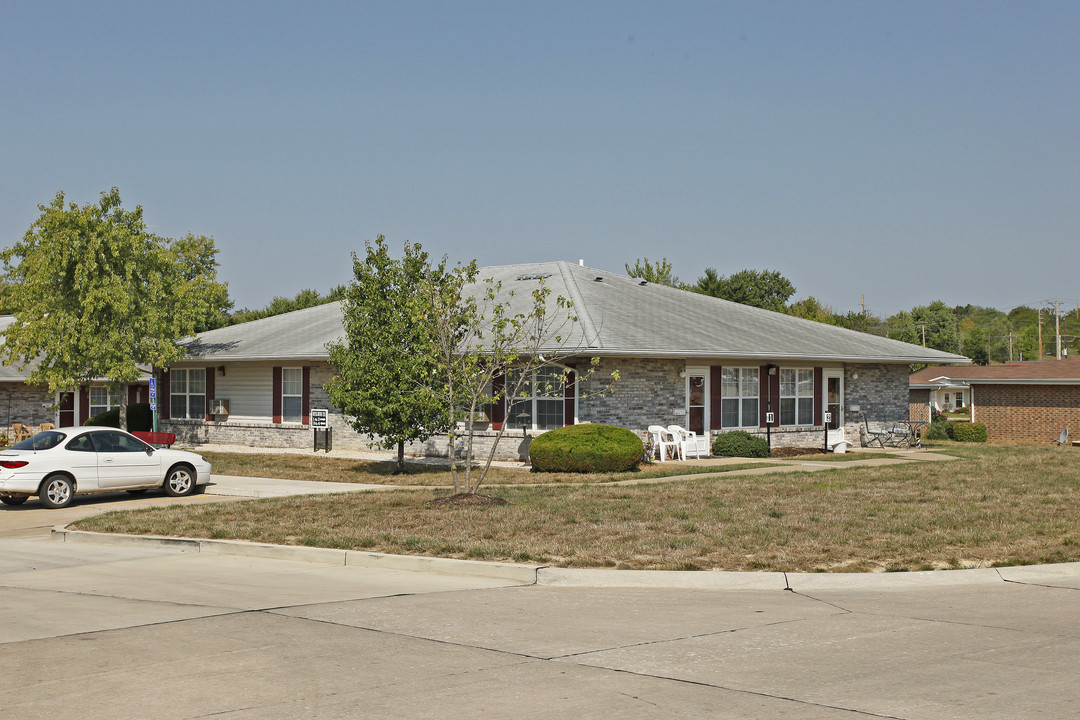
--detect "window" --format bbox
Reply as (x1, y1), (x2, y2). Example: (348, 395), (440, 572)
(720, 367), (759, 428)
(780, 369), (814, 426)
(89, 386), (118, 417)
(281, 368), (303, 423)
(955, 392), (964, 409)
(506, 367), (567, 430)
(170, 369), (206, 420)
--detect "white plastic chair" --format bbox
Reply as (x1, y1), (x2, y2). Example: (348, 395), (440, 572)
(647, 425), (679, 462)
(667, 425), (700, 460)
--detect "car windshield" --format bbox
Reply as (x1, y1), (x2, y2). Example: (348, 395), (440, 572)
(11, 431), (67, 451)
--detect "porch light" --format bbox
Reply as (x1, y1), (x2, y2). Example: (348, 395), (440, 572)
(516, 412), (531, 437)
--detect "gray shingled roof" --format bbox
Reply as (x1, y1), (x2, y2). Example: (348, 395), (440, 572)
(181, 261), (969, 365)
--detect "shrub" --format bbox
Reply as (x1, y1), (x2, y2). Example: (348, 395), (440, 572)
(83, 403), (154, 431)
(711, 430), (770, 458)
(930, 408), (948, 423)
(126, 403), (153, 432)
(951, 422), (988, 443)
(84, 408), (121, 428)
(925, 421), (950, 440)
(529, 424), (643, 473)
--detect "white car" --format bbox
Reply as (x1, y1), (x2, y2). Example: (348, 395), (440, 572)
(0, 426), (212, 509)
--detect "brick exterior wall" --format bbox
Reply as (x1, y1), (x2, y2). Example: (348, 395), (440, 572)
(972, 384), (1080, 443)
(908, 389), (931, 422)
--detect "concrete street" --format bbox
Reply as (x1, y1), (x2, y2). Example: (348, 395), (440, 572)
(1, 475), (1078, 719)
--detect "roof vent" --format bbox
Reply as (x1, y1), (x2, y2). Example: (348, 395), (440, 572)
(638, 280), (648, 286)
(593, 275), (603, 282)
(516, 272), (552, 281)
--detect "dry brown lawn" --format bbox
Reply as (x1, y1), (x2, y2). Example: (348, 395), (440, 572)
(200, 450), (776, 486)
(75, 443), (1080, 573)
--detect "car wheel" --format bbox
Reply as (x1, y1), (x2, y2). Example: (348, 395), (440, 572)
(0, 495), (27, 506)
(126, 489), (148, 495)
(40, 475), (75, 509)
(163, 465), (196, 497)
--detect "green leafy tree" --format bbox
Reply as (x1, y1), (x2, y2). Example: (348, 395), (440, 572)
(420, 269), (616, 498)
(884, 310), (919, 345)
(325, 237), (450, 474)
(692, 268), (795, 312)
(0, 188), (230, 427)
(787, 296), (835, 324)
(911, 301), (959, 354)
(624, 257), (681, 287)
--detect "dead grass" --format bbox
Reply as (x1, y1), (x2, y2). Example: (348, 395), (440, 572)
(75, 444), (1080, 573)
(200, 451), (776, 486)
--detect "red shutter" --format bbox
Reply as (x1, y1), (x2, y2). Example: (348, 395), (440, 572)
(205, 367), (216, 421)
(160, 371), (170, 420)
(563, 366), (576, 427)
(78, 387), (90, 425)
(272, 367), (282, 423)
(710, 366), (723, 429)
(490, 373), (505, 430)
(813, 367), (823, 426)
(302, 366), (311, 424)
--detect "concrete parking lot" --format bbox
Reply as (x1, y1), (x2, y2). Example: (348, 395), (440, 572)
(2, 477), (1078, 719)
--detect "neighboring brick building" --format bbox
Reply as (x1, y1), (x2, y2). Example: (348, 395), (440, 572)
(168, 261), (967, 459)
(910, 358), (1080, 443)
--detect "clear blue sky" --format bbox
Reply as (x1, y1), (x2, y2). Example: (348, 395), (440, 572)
(2, 1), (1078, 317)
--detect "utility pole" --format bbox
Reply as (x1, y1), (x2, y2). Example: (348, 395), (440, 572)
(1038, 308), (1043, 359)
(1008, 331), (1014, 362)
(917, 324), (927, 347)
(1046, 300), (1064, 360)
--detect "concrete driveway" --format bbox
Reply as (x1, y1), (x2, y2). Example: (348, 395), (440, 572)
(2, 476), (1078, 718)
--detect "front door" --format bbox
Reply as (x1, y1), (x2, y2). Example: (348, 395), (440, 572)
(685, 368), (711, 455)
(824, 370), (843, 431)
(58, 392), (75, 427)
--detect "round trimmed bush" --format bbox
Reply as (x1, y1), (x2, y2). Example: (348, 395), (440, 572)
(951, 421), (988, 442)
(529, 424), (643, 473)
(711, 430), (770, 458)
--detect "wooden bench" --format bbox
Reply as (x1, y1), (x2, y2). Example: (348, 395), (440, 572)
(131, 431), (177, 448)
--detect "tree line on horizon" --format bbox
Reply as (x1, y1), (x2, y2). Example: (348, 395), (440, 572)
(2, 185), (1067, 372)
(623, 257), (1080, 365)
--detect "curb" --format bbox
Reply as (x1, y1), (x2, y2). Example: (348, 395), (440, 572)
(52, 526), (1080, 591)
(52, 526), (540, 584)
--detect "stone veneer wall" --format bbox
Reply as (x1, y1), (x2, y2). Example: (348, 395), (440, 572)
(0, 383), (59, 438)
(164, 358), (916, 458)
(972, 384), (1080, 443)
(577, 357), (684, 430)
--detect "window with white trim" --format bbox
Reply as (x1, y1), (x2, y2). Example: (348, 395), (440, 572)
(89, 386), (118, 418)
(170, 369), (206, 419)
(780, 369), (814, 425)
(281, 368), (303, 423)
(506, 366), (566, 430)
(720, 367), (759, 428)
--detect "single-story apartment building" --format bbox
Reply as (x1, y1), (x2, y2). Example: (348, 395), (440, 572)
(0, 317), (151, 435)
(910, 358), (1080, 442)
(163, 261), (966, 459)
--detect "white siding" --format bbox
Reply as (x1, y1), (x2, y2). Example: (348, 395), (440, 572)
(172, 362), (276, 424)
